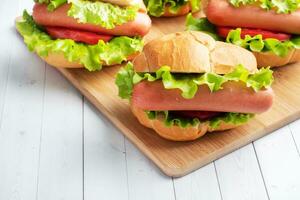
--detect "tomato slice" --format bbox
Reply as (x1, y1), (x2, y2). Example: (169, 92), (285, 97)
(172, 111), (222, 120)
(217, 27), (291, 41)
(45, 27), (113, 45)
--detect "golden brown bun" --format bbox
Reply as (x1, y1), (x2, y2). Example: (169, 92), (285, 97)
(133, 31), (258, 74)
(40, 52), (138, 68)
(253, 49), (300, 68)
(131, 105), (240, 141)
(15, 17), (138, 69)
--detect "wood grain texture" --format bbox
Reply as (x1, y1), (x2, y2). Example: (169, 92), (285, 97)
(37, 66), (83, 200)
(56, 16), (300, 177)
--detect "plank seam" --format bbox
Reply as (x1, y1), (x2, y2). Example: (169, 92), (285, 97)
(171, 178), (177, 200)
(124, 139), (130, 200)
(252, 142), (271, 200)
(82, 96), (85, 200)
(213, 162), (224, 200)
(288, 124), (300, 157)
(0, 45), (12, 132)
(35, 63), (47, 200)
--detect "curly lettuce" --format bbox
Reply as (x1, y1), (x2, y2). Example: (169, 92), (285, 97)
(16, 11), (143, 71)
(147, 111), (254, 129)
(186, 14), (300, 57)
(116, 62), (273, 100)
(185, 14), (220, 40)
(67, 0), (139, 29)
(34, 0), (67, 11)
(144, 0), (200, 17)
(115, 63), (257, 128)
(34, 0), (139, 29)
(229, 0), (300, 14)
(227, 29), (300, 57)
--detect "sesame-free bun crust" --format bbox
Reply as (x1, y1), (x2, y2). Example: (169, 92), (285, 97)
(253, 48), (300, 68)
(131, 105), (240, 141)
(133, 31), (258, 74)
(40, 52), (138, 68)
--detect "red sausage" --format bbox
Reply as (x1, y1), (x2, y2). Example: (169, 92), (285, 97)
(33, 3), (151, 36)
(132, 81), (274, 114)
(46, 27), (113, 44)
(206, 0), (300, 34)
(217, 27), (291, 41)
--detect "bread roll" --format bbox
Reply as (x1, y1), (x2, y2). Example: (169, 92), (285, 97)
(253, 48), (300, 68)
(130, 31), (261, 141)
(16, 16), (139, 69)
(133, 31), (258, 74)
(40, 52), (138, 68)
(131, 105), (239, 141)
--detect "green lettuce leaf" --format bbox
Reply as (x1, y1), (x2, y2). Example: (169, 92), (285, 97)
(115, 62), (274, 100)
(229, 0), (300, 14)
(144, 0), (200, 17)
(67, 0), (139, 29)
(147, 111), (254, 129)
(34, 0), (67, 11)
(185, 13), (220, 40)
(16, 11), (143, 71)
(186, 15), (300, 57)
(227, 28), (300, 57)
(34, 0), (139, 28)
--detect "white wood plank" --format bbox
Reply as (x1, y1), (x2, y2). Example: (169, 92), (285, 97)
(0, 8), (46, 200)
(254, 126), (300, 200)
(173, 163), (222, 200)
(215, 144), (269, 200)
(0, 0), (21, 127)
(84, 101), (128, 200)
(289, 119), (300, 155)
(125, 139), (175, 200)
(36, 66), (83, 200)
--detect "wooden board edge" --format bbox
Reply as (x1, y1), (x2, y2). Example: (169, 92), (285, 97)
(166, 111), (300, 177)
(57, 68), (300, 178)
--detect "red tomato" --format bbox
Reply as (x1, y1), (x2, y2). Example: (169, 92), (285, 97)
(172, 111), (222, 120)
(45, 27), (113, 45)
(217, 27), (291, 41)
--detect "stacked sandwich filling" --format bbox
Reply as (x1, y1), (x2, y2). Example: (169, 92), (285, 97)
(16, 0), (151, 71)
(116, 63), (274, 129)
(144, 0), (200, 17)
(186, 0), (300, 58)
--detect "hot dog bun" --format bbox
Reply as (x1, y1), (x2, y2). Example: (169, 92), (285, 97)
(133, 31), (257, 74)
(15, 17), (138, 69)
(40, 52), (138, 68)
(254, 49), (300, 68)
(33, 4), (151, 37)
(130, 31), (268, 141)
(131, 105), (238, 141)
(203, 0), (300, 67)
(206, 0), (300, 35)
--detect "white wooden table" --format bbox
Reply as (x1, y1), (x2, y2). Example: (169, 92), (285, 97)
(1, 1), (300, 199)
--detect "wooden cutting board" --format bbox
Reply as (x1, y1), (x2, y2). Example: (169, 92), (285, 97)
(57, 16), (300, 177)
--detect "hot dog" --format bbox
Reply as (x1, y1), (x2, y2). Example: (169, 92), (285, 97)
(207, 0), (300, 34)
(16, 0), (151, 71)
(186, 0), (300, 67)
(132, 81), (273, 114)
(115, 31), (274, 141)
(33, 3), (151, 36)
